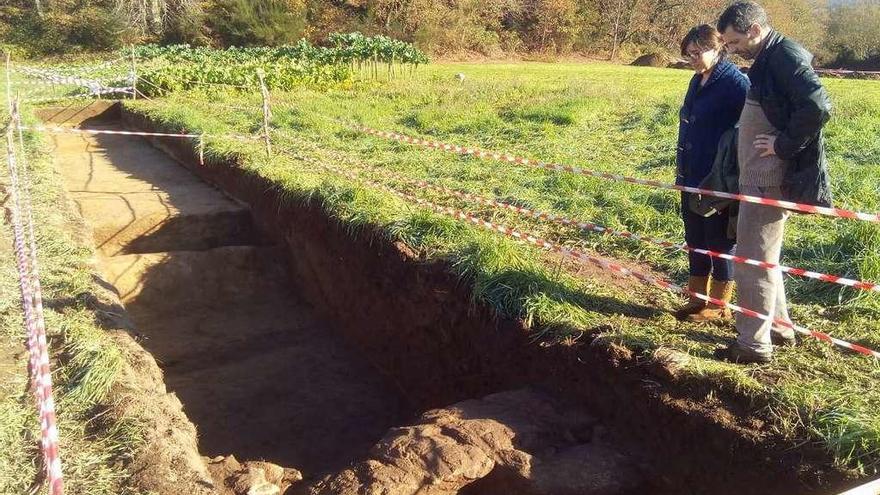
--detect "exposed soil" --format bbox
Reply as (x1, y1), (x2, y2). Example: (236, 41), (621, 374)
(303, 389), (648, 495)
(0, 323), (27, 399)
(631, 53), (670, 67)
(31, 100), (861, 495)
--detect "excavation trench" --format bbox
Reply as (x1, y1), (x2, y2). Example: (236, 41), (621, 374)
(41, 101), (849, 495)
(47, 103), (407, 480)
(45, 103), (648, 494)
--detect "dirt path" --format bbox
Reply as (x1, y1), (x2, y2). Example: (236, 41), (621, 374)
(50, 118), (407, 477)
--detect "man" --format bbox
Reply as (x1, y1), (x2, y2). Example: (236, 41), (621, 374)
(714, 1), (832, 363)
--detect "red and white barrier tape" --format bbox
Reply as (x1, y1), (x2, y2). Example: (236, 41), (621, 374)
(17, 80), (94, 87)
(340, 160), (880, 293)
(22, 88), (134, 105)
(14, 66), (134, 99)
(5, 117), (64, 495)
(351, 124), (880, 223)
(13, 66), (108, 90)
(17, 80), (132, 91)
(25, 125), (202, 139)
(22, 125), (260, 143)
(15, 57), (127, 77)
(287, 150), (880, 359)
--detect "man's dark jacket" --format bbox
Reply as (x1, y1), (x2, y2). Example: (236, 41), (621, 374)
(747, 30), (833, 207)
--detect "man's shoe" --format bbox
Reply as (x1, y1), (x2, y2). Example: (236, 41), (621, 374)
(713, 342), (772, 364)
(771, 332), (797, 347)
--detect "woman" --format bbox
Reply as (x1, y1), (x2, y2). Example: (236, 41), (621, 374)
(674, 24), (749, 321)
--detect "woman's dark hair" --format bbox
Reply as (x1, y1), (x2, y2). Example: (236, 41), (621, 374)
(680, 24), (726, 58)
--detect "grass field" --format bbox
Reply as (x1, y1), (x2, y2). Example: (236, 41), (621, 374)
(124, 61), (880, 475)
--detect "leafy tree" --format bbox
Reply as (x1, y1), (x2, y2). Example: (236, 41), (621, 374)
(209, 0), (308, 46)
(1, 0), (878, 69)
(826, 0), (880, 69)
(0, 0), (127, 55)
(517, 0), (580, 53)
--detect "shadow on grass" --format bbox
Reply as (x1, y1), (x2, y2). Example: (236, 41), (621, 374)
(618, 102), (676, 133)
(498, 103), (576, 127)
(635, 152), (675, 173)
(475, 267), (664, 323)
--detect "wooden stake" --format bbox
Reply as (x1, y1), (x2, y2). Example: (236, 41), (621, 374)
(256, 69), (272, 158)
(5, 52), (13, 114)
(130, 45), (137, 100)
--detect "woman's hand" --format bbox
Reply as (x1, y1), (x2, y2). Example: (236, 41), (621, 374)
(754, 133), (777, 157)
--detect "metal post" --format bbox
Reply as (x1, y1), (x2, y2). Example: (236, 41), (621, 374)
(256, 69), (272, 158)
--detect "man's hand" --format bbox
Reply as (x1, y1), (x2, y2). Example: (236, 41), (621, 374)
(754, 134), (777, 157)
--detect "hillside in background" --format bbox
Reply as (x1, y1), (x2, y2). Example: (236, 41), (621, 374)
(1, 0), (879, 69)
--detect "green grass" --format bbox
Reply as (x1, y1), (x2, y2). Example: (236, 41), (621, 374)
(0, 93), (143, 493)
(123, 61), (880, 476)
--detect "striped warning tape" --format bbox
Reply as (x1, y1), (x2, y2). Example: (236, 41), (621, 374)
(15, 79), (103, 87)
(22, 125), (261, 143)
(15, 80), (132, 91)
(13, 66), (108, 90)
(339, 160), (880, 293)
(5, 113), (64, 495)
(24, 125), (202, 138)
(284, 149), (880, 359)
(14, 56), (128, 77)
(350, 124), (880, 223)
(14, 64), (135, 101)
(22, 88), (134, 105)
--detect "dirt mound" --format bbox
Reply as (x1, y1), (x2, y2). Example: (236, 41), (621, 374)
(208, 456), (303, 494)
(304, 389), (646, 495)
(631, 53), (670, 67)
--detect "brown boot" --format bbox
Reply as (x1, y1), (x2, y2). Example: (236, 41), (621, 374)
(686, 279), (734, 322)
(674, 275), (709, 320)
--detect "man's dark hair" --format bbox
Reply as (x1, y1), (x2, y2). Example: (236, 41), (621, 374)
(717, 1), (769, 34)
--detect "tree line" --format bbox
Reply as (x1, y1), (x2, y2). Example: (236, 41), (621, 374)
(1, 0), (878, 69)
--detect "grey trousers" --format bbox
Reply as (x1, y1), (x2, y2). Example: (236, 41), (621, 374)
(734, 185), (796, 356)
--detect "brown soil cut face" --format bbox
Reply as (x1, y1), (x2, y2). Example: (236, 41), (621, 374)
(49, 104), (407, 478)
